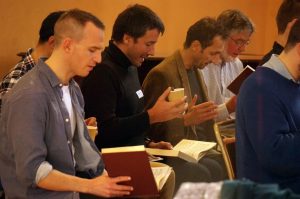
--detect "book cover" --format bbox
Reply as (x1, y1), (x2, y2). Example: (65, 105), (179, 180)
(102, 145), (159, 198)
(168, 88), (184, 101)
(227, 65), (255, 95)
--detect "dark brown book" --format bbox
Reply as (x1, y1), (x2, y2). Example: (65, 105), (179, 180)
(227, 65), (255, 95)
(102, 145), (159, 198)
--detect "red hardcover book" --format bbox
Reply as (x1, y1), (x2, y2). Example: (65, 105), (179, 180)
(227, 65), (255, 95)
(102, 145), (159, 198)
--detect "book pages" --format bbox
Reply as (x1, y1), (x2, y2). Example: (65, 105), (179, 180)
(151, 166), (172, 190)
(174, 139), (216, 160)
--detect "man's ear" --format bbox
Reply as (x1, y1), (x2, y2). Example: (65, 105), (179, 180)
(61, 38), (73, 53)
(283, 19), (298, 44)
(191, 40), (202, 52)
(47, 36), (55, 49)
(123, 34), (133, 44)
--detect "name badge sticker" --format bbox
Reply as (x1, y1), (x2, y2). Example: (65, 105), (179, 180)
(136, 90), (144, 99)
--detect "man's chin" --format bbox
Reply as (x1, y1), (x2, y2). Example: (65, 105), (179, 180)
(77, 71), (90, 77)
(132, 61), (143, 67)
(196, 64), (206, 70)
(230, 54), (239, 59)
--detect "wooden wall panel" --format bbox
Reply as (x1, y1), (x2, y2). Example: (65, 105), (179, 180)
(0, 0), (282, 78)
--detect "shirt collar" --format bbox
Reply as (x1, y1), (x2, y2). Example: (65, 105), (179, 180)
(26, 48), (34, 57)
(37, 59), (76, 88)
(22, 48), (35, 71)
(24, 48), (48, 67)
(106, 40), (132, 69)
(263, 54), (300, 84)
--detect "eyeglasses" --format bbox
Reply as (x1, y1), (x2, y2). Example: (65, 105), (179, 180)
(229, 37), (250, 48)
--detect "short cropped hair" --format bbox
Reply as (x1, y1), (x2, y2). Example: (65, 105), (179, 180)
(276, 0), (300, 34)
(184, 17), (228, 49)
(217, 9), (255, 35)
(38, 11), (65, 44)
(54, 9), (105, 45)
(112, 4), (164, 42)
(284, 18), (300, 52)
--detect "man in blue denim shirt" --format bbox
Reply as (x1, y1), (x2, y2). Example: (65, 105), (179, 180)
(0, 9), (133, 199)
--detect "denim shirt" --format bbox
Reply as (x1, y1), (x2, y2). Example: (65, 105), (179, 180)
(0, 60), (104, 199)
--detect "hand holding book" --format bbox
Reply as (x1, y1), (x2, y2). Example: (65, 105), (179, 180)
(102, 145), (172, 197)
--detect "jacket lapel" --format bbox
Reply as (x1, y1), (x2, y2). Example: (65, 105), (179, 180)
(174, 50), (193, 103)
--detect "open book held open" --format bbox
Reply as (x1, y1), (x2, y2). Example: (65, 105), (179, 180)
(102, 145), (169, 198)
(146, 139), (216, 163)
(227, 65), (255, 95)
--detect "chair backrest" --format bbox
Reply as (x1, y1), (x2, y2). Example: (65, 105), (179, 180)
(213, 120), (235, 179)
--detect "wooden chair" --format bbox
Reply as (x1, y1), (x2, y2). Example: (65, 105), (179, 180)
(213, 119), (236, 179)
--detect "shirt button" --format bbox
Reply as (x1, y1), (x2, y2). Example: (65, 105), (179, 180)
(65, 118), (69, 122)
(67, 140), (71, 144)
(59, 83), (63, 87)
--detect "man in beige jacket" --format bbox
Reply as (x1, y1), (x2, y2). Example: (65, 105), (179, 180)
(143, 17), (228, 191)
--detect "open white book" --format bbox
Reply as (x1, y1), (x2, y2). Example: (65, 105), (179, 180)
(146, 139), (216, 163)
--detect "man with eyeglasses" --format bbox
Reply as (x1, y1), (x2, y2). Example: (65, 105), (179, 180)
(201, 9), (254, 121)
